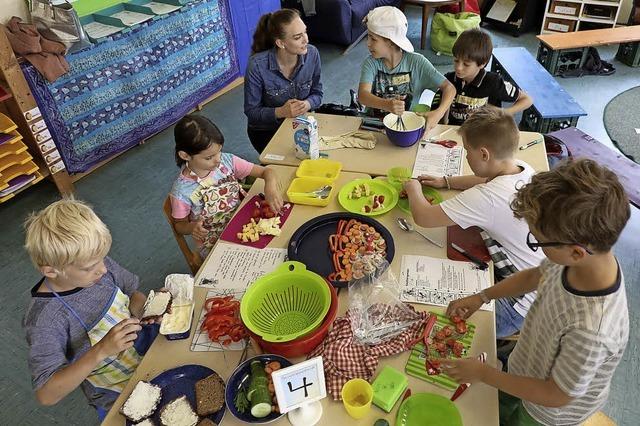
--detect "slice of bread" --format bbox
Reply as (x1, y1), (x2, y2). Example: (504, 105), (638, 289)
(196, 419), (216, 426)
(195, 372), (225, 416)
(142, 290), (172, 319)
(120, 381), (162, 423)
(134, 419), (156, 426)
(159, 395), (199, 426)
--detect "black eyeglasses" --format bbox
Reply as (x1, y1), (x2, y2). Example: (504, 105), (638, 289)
(526, 232), (593, 255)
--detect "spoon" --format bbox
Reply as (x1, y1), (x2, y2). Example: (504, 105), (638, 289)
(288, 185), (332, 199)
(397, 217), (444, 248)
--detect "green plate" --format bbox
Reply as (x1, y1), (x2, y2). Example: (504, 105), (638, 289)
(375, 177), (442, 213)
(338, 179), (398, 216)
(396, 393), (463, 426)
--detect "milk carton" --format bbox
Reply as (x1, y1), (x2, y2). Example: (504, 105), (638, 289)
(293, 115), (319, 160)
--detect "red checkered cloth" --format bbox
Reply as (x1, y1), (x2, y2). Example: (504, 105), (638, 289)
(308, 306), (429, 399)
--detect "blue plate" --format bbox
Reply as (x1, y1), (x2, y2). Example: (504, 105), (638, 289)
(225, 354), (292, 424)
(125, 364), (225, 425)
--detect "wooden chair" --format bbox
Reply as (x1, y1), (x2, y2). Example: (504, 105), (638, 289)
(163, 197), (202, 275)
(401, 0), (465, 50)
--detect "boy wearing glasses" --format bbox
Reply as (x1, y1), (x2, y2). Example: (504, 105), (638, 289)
(444, 159), (630, 425)
(404, 106), (544, 338)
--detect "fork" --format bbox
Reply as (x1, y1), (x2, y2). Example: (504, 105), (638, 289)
(288, 185), (332, 199)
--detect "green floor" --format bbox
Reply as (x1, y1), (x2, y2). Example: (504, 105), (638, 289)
(1, 13), (639, 425)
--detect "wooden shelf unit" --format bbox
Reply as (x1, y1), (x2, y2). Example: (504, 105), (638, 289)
(540, 0), (624, 34)
(0, 24), (74, 200)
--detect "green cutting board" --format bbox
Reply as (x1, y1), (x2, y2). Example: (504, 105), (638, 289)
(405, 312), (475, 391)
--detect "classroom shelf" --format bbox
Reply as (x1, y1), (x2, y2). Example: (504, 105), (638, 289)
(0, 112), (17, 133)
(541, 0), (623, 34)
(0, 149), (32, 174)
(0, 130), (21, 146)
(0, 160), (39, 185)
(0, 171), (44, 203)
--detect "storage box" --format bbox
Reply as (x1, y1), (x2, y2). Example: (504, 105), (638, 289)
(544, 17), (577, 33)
(372, 365), (408, 412)
(296, 159), (342, 180)
(287, 159), (342, 206)
(550, 1), (580, 17)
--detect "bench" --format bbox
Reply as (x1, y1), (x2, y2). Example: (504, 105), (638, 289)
(537, 26), (640, 76)
(491, 47), (587, 134)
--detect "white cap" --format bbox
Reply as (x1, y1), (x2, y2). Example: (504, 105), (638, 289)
(364, 6), (414, 53)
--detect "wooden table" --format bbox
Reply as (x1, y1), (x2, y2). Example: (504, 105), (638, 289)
(260, 113), (548, 176)
(104, 141), (549, 425)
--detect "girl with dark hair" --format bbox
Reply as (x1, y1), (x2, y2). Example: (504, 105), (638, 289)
(244, 9), (323, 153)
(169, 114), (283, 256)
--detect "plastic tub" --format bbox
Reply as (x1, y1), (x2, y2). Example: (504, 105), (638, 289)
(296, 159), (342, 180)
(383, 112), (425, 147)
(248, 277), (338, 357)
(286, 176), (334, 207)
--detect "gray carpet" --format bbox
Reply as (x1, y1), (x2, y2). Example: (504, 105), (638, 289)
(604, 86), (640, 163)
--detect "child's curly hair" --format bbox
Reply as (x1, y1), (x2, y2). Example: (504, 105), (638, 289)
(511, 159), (630, 253)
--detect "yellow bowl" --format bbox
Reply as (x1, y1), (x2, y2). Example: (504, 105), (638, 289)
(341, 378), (373, 419)
(286, 177), (334, 207)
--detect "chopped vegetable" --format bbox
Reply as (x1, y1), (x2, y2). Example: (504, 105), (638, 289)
(234, 389), (249, 414)
(248, 360), (272, 418)
(201, 296), (247, 345)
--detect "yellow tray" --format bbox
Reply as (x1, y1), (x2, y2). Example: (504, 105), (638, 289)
(296, 159), (342, 180)
(0, 160), (39, 184)
(0, 171), (44, 203)
(0, 112), (18, 133)
(0, 150), (32, 174)
(286, 176), (334, 207)
(0, 135), (26, 160)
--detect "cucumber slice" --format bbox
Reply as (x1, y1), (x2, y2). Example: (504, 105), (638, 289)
(250, 388), (273, 418)
(250, 402), (272, 418)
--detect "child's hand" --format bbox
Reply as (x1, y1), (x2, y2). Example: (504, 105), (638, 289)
(96, 318), (141, 359)
(418, 175), (446, 188)
(424, 110), (441, 133)
(403, 179), (422, 195)
(191, 219), (208, 241)
(442, 357), (489, 384)
(264, 188), (284, 214)
(446, 294), (484, 320)
(387, 97), (405, 116)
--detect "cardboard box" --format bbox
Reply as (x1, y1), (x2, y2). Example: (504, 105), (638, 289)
(550, 1), (580, 17)
(545, 17), (577, 33)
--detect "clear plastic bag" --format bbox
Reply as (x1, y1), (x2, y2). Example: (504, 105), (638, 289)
(348, 258), (423, 346)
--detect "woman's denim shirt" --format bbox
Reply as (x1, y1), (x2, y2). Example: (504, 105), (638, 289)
(244, 45), (323, 131)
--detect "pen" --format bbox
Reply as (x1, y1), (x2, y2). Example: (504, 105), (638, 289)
(519, 139), (543, 150)
(450, 243), (489, 270)
(451, 352), (487, 401)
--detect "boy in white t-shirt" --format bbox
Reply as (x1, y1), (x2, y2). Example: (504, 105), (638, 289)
(443, 159), (630, 425)
(403, 106), (545, 337)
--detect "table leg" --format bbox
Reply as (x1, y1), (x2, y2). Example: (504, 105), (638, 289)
(421, 5), (431, 50)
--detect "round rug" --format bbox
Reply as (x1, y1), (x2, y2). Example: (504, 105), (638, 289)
(603, 86), (640, 163)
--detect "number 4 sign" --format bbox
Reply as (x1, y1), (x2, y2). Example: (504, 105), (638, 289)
(271, 356), (326, 425)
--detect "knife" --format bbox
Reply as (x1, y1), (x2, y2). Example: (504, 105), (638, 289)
(450, 243), (489, 270)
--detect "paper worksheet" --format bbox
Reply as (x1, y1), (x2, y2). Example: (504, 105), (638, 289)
(412, 142), (464, 178)
(399, 255), (493, 311)
(196, 242), (288, 296)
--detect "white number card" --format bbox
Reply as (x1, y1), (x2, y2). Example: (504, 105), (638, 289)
(271, 356), (326, 414)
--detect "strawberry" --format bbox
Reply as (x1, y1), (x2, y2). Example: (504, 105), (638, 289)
(378, 195), (385, 203)
(252, 208), (261, 219)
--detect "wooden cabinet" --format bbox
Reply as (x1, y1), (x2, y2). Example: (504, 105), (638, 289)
(541, 0), (624, 34)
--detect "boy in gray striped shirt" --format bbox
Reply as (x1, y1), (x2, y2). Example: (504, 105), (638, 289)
(444, 159), (630, 425)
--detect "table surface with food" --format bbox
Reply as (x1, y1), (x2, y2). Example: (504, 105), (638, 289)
(104, 132), (549, 426)
(259, 113), (548, 176)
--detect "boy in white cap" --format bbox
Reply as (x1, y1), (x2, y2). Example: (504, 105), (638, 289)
(358, 6), (455, 132)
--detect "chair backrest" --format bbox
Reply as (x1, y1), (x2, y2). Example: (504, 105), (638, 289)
(162, 197), (202, 275)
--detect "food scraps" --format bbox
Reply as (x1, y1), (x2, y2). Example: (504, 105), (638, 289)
(327, 219), (387, 282)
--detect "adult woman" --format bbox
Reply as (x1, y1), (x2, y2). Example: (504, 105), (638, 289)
(244, 9), (323, 153)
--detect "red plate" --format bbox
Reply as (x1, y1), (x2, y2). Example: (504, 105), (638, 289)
(220, 195), (294, 249)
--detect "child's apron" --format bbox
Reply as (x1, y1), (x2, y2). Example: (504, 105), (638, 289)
(44, 281), (142, 393)
(196, 177), (244, 251)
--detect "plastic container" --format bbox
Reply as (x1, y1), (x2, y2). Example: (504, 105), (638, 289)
(159, 274), (195, 340)
(286, 176), (334, 207)
(341, 378), (373, 419)
(383, 112), (425, 148)
(287, 159), (342, 207)
(372, 366), (408, 412)
(240, 262), (331, 343)
(248, 277), (338, 357)
(296, 159), (342, 180)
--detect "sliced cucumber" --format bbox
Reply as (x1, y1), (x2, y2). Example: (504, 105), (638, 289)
(250, 388), (273, 418)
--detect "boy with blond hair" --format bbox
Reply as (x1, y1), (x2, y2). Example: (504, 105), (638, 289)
(444, 159), (630, 425)
(23, 199), (162, 418)
(403, 105), (544, 337)
(434, 28), (532, 125)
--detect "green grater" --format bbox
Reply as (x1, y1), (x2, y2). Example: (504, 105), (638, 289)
(372, 365), (408, 412)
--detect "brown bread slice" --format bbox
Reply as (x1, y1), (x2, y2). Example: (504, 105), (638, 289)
(195, 372), (225, 416)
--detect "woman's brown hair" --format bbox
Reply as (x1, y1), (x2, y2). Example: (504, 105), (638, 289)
(251, 9), (301, 54)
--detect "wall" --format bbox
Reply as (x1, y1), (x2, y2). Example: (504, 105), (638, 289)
(1, 0), (29, 23)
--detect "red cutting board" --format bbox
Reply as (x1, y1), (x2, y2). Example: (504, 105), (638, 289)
(220, 195), (294, 249)
(446, 225), (491, 262)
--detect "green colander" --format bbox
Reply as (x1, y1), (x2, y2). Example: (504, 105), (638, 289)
(240, 261), (331, 343)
